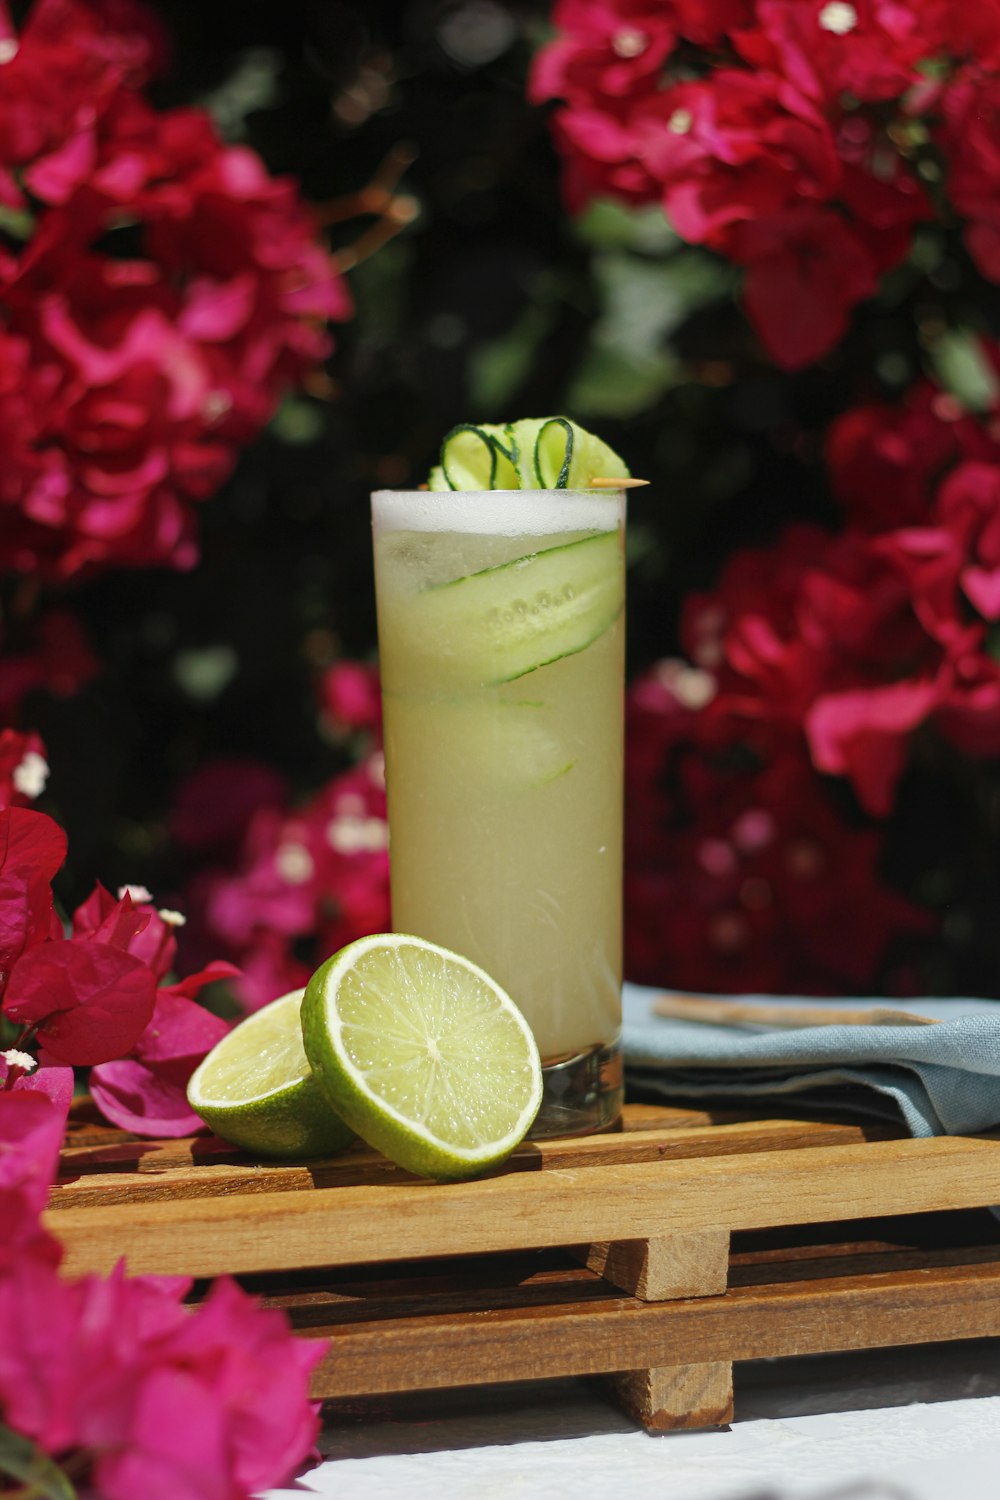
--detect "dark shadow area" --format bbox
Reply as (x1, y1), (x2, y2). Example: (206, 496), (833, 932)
(317, 1376), (634, 1460)
(737, 1339), (1000, 1422)
(309, 1336), (1000, 1466)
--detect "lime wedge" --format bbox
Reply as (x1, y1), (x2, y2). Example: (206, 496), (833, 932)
(403, 529), (623, 686)
(186, 990), (355, 1160)
(300, 934), (542, 1180)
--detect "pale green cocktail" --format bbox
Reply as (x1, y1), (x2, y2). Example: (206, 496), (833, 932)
(372, 487), (625, 1136)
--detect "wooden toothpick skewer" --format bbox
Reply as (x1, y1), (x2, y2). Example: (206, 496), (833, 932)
(589, 476), (650, 488)
(653, 994), (939, 1029)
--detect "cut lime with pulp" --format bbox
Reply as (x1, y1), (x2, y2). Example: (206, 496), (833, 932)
(186, 989), (355, 1159)
(300, 934), (543, 1180)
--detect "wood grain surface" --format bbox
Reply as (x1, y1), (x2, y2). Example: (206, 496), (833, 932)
(584, 1229), (730, 1300)
(48, 1131), (1000, 1278)
(300, 1252), (1000, 1398)
(49, 1102), (1000, 1431)
(610, 1362), (735, 1431)
(52, 1112), (901, 1209)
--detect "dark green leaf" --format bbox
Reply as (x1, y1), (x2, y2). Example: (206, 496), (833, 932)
(574, 200), (678, 255)
(196, 47), (281, 140)
(0, 1425), (78, 1500)
(468, 305), (554, 413)
(929, 328), (1000, 412)
(568, 250), (733, 416)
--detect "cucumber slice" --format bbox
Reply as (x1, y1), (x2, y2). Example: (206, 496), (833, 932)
(535, 418), (629, 489)
(428, 464), (449, 491)
(565, 422), (629, 488)
(442, 425), (496, 490)
(478, 424), (519, 488)
(387, 696), (575, 788)
(535, 417), (574, 488)
(441, 424), (520, 490)
(506, 417), (630, 489)
(431, 418), (630, 491)
(507, 418), (550, 487)
(410, 529), (623, 685)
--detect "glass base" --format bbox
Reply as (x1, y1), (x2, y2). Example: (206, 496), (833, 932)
(528, 1036), (623, 1139)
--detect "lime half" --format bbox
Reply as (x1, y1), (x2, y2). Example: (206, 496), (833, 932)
(301, 934), (543, 1180)
(186, 989), (355, 1159)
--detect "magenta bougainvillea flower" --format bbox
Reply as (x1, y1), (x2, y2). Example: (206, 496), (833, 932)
(531, 0), (1000, 367)
(89, 968), (235, 1135)
(0, 770), (238, 1135)
(0, 805), (66, 979)
(0, 1087), (326, 1500)
(5, 937), (157, 1065)
(0, 781), (325, 1496)
(624, 669), (929, 994)
(319, 660), (383, 738)
(0, 1259), (325, 1500)
(622, 347), (1000, 991)
(0, 0), (350, 579)
(0, 1089), (66, 1270)
(177, 747), (389, 1012)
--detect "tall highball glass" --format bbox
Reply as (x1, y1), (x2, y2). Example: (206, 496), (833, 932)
(371, 487), (625, 1136)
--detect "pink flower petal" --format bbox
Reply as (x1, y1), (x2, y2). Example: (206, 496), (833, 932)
(5, 939), (157, 1066)
(89, 1056), (205, 1137)
(161, 959), (241, 1004)
(95, 1366), (230, 1500)
(137, 990), (230, 1063)
(806, 679), (941, 816)
(13, 1064), (74, 1118)
(0, 1090), (66, 1270)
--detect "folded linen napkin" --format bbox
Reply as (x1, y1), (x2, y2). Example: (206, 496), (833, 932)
(622, 983), (1000, 1136)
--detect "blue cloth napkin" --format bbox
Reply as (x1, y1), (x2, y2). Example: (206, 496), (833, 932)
(622, 983), (1000, 1137)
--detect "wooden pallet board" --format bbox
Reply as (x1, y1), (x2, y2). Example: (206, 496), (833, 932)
(254, 1224), (1000, 1394)
(47, 1103), (1000, 1430)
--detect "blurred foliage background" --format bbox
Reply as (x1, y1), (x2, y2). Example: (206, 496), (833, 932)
(22, 0), (1000, 996)
(42, 1), (794, 881)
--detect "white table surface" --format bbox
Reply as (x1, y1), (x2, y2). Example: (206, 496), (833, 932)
(265, 1338), (1000, 1500)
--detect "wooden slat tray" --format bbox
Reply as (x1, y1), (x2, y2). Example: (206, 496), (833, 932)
(47, 1102), (1000, 1431)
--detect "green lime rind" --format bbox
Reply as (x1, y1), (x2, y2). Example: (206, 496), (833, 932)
(406, 529), (624, 687)
(186, 990), (355, 1160)
(301, 934), (543, 1181)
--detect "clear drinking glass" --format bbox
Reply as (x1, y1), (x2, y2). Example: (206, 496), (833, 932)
(371, 486), (625, 1137)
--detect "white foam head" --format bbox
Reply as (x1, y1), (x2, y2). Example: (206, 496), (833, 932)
(371, 489), (625, 536)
